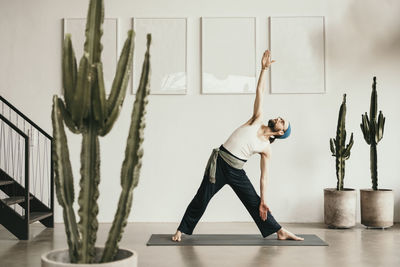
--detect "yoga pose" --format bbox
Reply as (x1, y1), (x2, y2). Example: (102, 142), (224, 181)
(172, 50), (304, 242)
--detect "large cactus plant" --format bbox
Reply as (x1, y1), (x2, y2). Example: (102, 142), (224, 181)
(330, 94), (354, 191)
(360, 77), (385, 190)
(51, 0), (151, 263)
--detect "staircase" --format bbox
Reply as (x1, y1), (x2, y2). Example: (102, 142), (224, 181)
(0, 95), (54, 240)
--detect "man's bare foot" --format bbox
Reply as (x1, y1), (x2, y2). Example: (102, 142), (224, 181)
(172, 230), (182, 242)
(276, 227), (304, 241)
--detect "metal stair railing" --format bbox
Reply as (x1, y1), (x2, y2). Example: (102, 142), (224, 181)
(0, 95), (53, 240)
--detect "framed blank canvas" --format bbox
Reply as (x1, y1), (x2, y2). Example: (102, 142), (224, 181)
(132, 17), (187, 95)
(63, 18), (118, 95)
(201, 17), (257, 94)
(269, 16), (326, 94)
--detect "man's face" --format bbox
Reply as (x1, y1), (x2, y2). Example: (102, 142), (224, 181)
(268, 117), (287, 132)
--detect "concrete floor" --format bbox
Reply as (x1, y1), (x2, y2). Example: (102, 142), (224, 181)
(0, 222), (399, 267)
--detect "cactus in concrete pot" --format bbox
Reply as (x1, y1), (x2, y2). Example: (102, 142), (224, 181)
(360, 77), (385, 190)
(330, 94), (354, 191)
(359, 77), (393, 229)
(324, 94), (356, 229)
(51, 0), (151, 263)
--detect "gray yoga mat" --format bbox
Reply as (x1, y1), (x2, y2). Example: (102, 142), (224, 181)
(147, 234), (328, 246)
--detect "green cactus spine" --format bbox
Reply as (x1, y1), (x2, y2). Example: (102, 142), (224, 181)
(360, 77), (385, 190)
(52, 0), (151, 263)
(51, 98), (81, 261)
(330, 94), (354, 191)
(100, 35), (151, 263)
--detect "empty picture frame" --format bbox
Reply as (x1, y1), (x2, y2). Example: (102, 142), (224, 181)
(269, 16), (326, 94)
(63, 18), (118, 95)
(201, 17), (257, 94)
(132, 17), (187, 95)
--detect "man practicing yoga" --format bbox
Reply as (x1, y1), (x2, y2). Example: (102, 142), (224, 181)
(172, 50), (304, 242)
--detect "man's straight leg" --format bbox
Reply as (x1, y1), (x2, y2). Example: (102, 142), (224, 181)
(227, 169), (282, 238)
(177, 156), (227, 235)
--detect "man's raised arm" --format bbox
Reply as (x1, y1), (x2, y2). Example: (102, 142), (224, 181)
(252, 50), (275, 120)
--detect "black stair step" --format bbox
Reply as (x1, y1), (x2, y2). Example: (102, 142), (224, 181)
(1, 196), (33, 205)
(0, 180), (14, 186)
(26, 212), (53, 224)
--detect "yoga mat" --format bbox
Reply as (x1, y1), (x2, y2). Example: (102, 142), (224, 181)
(147, 234), (328, 246)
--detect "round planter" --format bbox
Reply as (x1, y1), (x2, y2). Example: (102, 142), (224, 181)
(41, 247), (137, 267)
(324, 188), (356, 228)
(360, 189), (394, 228)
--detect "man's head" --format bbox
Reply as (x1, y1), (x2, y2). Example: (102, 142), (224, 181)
(268, 117), (291, 139)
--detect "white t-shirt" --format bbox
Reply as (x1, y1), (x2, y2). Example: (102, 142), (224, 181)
(223, 122), (270, 160)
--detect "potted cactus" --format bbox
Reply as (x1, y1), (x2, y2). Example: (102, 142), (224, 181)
(324, 94), (356, 228)
(41, 0), (151, 266)
(359, 77), (393, 228)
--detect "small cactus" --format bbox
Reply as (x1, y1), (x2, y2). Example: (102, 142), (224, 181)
(330, 94), (354, 191)
(360, 77), (385, 190)
(52, 0), (151, 263)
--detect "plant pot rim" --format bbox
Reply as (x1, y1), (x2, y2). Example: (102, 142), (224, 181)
(324, 188), (356, 191)
(41, 246), (136, 266)
(360, 188), (393, 191)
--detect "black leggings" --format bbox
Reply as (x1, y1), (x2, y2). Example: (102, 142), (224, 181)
(177, 145), (282, 238)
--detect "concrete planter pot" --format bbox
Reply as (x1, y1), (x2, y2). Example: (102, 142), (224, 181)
(360, 189), (394, 228)
(324, 188), (356, 228)
(41, 247), (137, 267)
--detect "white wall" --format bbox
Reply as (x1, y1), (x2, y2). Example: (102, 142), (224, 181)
(0, 0), (399, 224)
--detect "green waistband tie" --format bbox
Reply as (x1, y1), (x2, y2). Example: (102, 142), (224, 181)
(204, 147), (246, 183)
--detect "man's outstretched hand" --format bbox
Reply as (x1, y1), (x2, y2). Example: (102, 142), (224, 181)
(261, 49), (276, 69)
(259, 202), (271, 221)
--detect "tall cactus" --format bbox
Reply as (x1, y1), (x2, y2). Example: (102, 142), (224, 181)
(52, 0), (151, 263)
(360, 77), (385, 190)
(330, 94), (354, 191)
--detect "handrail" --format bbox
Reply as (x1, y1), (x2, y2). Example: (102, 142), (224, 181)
(0, 113), (29, 139)
(0, 95), (52, 140)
